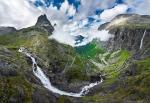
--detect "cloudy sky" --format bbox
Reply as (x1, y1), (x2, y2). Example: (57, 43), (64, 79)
(0, 0), (149, 46)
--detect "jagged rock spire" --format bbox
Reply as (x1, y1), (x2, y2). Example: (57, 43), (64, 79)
(36, 14), (54, 35)
(36, 14), (51, 26)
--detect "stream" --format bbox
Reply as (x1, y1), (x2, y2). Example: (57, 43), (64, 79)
(18, 47), (103, 97)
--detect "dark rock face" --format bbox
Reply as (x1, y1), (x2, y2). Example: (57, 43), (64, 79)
(99, 14), (150, 59)
(32, 89), (57, 103)
(32, 88), (76, 103)
(107, 28), (149, 50)
(0, 48), (18, 77)
(35, 14), (54, 35)
(107, 28), (150, 59)
(0, 62), (18, 77)
(25, 70), (42, 85)
(90, 74), (101, 83)
(0, 27), (16, 35)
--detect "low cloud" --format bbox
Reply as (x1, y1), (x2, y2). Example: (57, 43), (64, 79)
(76, 29), (113, 47)
(49, 20), (113, 47)
(49, 24), (76, 47)
(100, 4), (128, 21)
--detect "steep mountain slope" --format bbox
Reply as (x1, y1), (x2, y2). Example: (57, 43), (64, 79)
(83, 14), (150, 103)
(0, 14), (150, 103)
(0, 15), (102, 103)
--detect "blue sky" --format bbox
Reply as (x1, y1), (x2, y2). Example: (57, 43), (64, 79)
(0, 0), (149, 46)
(30, 0), (130, 25)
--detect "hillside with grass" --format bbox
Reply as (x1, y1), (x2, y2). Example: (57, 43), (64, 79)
(0, 14), (150, 103)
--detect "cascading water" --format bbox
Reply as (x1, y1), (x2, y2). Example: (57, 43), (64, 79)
(18, 47), (103, 97)
(140, 30), (146, 49)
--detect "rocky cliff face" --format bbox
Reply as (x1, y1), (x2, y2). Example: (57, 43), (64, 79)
(84, 14), (150, 103)
(99, 14), (150, 59)
(35, 14), (54, 35)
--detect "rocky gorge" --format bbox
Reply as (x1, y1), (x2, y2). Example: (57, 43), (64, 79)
(0, 14), (150, 103)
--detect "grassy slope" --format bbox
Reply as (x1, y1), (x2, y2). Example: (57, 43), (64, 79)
(0, 26), (95, 103)
(75, 40), (105, 59)
(83, 58), (150, 103)
(81, 24), (150, 102)
(0, 24), (150, 103)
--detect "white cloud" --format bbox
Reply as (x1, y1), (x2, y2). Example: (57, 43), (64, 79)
(49, 19), (113, 47)
(76, 29), (113, 47)
(74, 0), (116, 20)
(59, 0), (76, 17)
(124, 0), (150, 15)
(67, 5), (76, 17)
(0, 0), (76, 29)
(100, 4), (128, 21)
(1, 0), (148, 47)
(49, 24), (76, 47)
(0, 0), (42, 29)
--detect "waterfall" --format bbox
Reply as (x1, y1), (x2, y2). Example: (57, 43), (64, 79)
(18, 47), (103, 97)
(140, 30), (146, 50)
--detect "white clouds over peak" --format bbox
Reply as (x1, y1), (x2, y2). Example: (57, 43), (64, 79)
(100, 4), (128, 21)
(0, 0), (127, 46)
(0, 0), (76, 29)
(0, 0), (149, 47)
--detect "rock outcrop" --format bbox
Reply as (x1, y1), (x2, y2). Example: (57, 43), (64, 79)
(99, 14), (150, 59)
(0, 27), (16, 35)
(35, 14), (54, 35)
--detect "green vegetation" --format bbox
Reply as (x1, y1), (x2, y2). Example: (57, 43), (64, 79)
(57, 96), (72, 103)
(0, 45), (34, 103)
(83, 58), (150, 103)
(0, 26), (91, 90)
(75, 41), (105, 59)
(103, 50), (130, 81)
(0, 76), (34, 103)
(0, 19), (150, 103)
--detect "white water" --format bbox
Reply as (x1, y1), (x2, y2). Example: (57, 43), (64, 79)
(18, 47), (103, 97)
(140, 30), (146, 50)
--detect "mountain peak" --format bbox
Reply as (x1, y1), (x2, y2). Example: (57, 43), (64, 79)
(35, 14), (54, 34)
(98, 14), (150, 30)
(36, 14), (51, 26)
